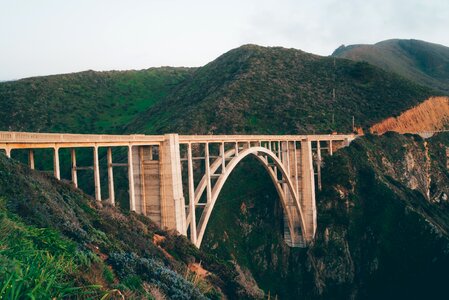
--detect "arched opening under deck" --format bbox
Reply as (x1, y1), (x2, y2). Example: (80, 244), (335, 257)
(191, 147), (307, 248)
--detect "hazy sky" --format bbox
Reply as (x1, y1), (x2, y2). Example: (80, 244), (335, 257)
(1, 0), (448, 80)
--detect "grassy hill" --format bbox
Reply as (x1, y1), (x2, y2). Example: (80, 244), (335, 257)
(0, 67), (194, 133)
(0, 152), (262, 299)
(332, 39), (449, 95)
(0, 44), (438, 135)
(126, 45), (436, 135)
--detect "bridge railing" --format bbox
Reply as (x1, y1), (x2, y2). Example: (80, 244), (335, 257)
(0, 131), (166, 144)
(0, 131), (357, 146)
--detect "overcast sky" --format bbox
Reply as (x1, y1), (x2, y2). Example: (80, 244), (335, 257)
(1, 0), (448, 80)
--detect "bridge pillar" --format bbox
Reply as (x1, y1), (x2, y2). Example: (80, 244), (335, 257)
(300, 139), (317, 241)
(159, 134), (186, 235)
(71, 148), (78, 188)
(93, 146), (101, 201)
(5, 148), (11, 158)
(128, 135), (186, 235)
(28, 149), (35, 170)
(107, 147), (115, 205)
(316, 141), (322, 191)
(53, 147), (60, 180)
(281, 141), (306, 247)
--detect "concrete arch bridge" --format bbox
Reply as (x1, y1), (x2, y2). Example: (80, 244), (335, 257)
(0, 132), (355, 248)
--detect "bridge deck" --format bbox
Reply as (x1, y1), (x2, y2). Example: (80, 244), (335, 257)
(0, 131), (355, 149)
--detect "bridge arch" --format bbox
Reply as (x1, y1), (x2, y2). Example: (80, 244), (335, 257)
(191, 146), (307, 248)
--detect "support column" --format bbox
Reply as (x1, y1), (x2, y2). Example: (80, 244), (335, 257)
(5, 148), (11, 158)
(301, 139), (317, 242)
(317, 141), (322, 191)
(28, 149), (35, 170)
(107, 147), (115, 205)
(293, 142), (299, 197)
(329, 140), (333, 156)
(281, 141), (305, 247)
(53, 147), (60, 180)
(187, 143), (197, 244)
(205, 143), (212, 203)
(220, 142), (226, 174)
(128, 145), (136, 211)
(93, 146), (101, 201)
(277, 141), (282, 159)
(71, 148), (78, 188)
(160, 134), (186, 235)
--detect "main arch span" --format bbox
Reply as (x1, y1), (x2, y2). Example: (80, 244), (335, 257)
(0, 131), (355, 247)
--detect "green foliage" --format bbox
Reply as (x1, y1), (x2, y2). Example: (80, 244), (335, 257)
(0, 198), (102, 299)
(127, 45), (435, 135)
(0, 153), (247, 298)
(0, 67), (193, 133)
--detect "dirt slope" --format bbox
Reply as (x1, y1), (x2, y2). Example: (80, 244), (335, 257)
(370, 96), (449, 134)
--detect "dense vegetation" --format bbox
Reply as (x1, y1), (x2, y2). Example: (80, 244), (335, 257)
(0, 153), (255, 299)
(333, 39), (449, 95)
(0, 67), (193, 133)
(1, 44), (437, 136)
(126, 45), (436, 134)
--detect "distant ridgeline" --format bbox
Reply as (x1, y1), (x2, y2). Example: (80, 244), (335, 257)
(333, 39), (449, 95)
(0, 44), (438, 136)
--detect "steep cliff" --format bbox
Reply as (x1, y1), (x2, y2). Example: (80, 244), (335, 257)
(202, 133), (449, 299)
(370, 96), (449, 134)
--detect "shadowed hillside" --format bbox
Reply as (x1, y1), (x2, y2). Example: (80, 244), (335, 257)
(333, 39), (449, 95)
(203, 133), (449, 299)
(0, 153), (260, 299)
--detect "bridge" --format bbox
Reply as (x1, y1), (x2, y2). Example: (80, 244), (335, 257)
(0, 131), (355, 248)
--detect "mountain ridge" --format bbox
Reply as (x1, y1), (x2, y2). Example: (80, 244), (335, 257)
(125, 44), (436, 134)
(332, 39), (449, 95)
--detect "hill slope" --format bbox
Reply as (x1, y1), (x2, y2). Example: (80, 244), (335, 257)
(0, 153), (259, 299)
(370, 96), (449, 134)
(0, 67), (194, 133)
(332, 39), (449, 95)
(126, 45), (436, 134)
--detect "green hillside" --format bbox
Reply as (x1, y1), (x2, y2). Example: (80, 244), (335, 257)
(0, 152), (260, 299)
(332, 39), (449, 95)
(126, 45), (435, 135)
(0, 45), (437, 135)
(0, 67), (194, 133)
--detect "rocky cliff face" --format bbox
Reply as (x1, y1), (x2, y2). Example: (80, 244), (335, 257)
(370, 96), (449, 134)
(202, 133), (449, 299)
